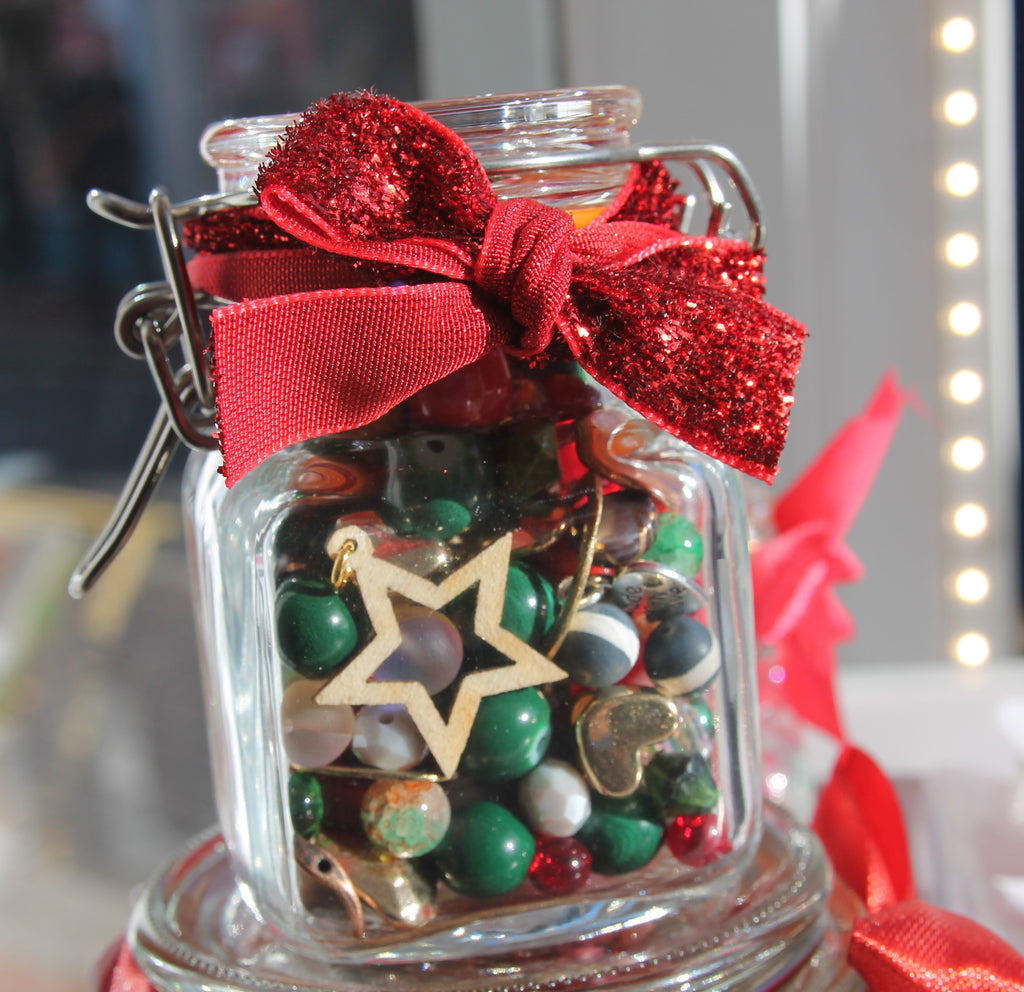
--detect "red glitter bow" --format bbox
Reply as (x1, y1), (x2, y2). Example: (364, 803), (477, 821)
(187, 92), (806, 486)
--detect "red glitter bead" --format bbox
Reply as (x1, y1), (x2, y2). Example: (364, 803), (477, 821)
(529, 836), (592, 894)
(665, 812), (719, 865)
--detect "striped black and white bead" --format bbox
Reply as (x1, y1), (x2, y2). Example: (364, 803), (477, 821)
(555, 602), (640, 688)
(643, 612), (721, 696)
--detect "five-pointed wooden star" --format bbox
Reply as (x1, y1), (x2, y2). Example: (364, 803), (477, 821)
(315, 526), (567, 778)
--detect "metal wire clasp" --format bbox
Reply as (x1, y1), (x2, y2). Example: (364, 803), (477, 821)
(68, 187), (244, 598)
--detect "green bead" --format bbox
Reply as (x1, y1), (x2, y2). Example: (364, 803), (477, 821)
(432, 801), (535, 896)
(460, 688), (551, 780)
(405, 498), (473, 539)
(685, 697), (716, 738)
(275, 578), (359, 678)
(645, 751), (720, 817)
(576, 795), (664, 875)
(647, 514), (703, 577)
(501, 563), (556, 644)
(289, 771), (324, 838)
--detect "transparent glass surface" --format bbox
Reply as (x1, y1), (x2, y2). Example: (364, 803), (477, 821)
(130, 806), (858, 992)
(182, 88), (767, 963)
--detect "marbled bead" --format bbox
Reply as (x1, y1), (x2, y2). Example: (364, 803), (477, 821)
(593, 490), (658, 567)
(432, 801), (535, 897)
(361, 779), (451, 858)
(288, 771), (324, 839)
(275, 578), (359, 679)
(529, 836), (592, 895)
(502, 562), (557, 645)
(518, 758), (592, 837)
(645, 750), (720, 817)
(646, 514), (704, 578)
(575, 794), (663, 875)
(643, 613), (721, 696)
(374, 610), (463, 694)
(555, 602), (640, 688)
(611, 561), (704, 620)
(460, 687), (551, 781)
(352, 704), (429, 771)
(280, 679), (355, 767)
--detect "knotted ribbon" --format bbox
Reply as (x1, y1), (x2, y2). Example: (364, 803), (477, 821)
(185, 92), (806, 486)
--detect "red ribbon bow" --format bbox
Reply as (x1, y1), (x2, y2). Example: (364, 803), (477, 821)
(186, 92), (806, 486)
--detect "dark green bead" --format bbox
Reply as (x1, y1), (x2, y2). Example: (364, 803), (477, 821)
(645, 751), (720, 817)
(647, 514), (704, 578)
(289, 771), (324, 838)
(275, 578), (359, 678)
(501, 563), (556, 644)
(405, 498), (473, 539)
(576, 794), (664, 875)
(432, 801), (535, 897)
(460, 688), (551, 780)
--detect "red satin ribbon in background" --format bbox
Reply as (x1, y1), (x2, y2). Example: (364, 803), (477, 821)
(752, 375), (1024, 987)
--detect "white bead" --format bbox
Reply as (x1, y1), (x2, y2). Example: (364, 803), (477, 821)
(518, 758), (592, 837)
(352, 704), (428, 771)
(280, 679), (355, 767)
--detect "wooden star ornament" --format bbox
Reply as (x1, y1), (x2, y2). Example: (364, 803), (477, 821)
(315, 526), (567, 778)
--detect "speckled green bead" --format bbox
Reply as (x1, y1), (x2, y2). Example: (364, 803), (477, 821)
(501, 563), (557, 644)
(275, 578), (359, 678)
(288, 771), (324, 839)
(432, 801), (535, 896)
(576, 794), (664, 875)
(645, 751), (720, 817)
(405, 498), (473, 539)
(459, 687), (551, 780)
(647, 514), (703, 578)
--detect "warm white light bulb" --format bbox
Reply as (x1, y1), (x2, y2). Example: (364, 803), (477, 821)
(948, 302), (981, 335)
(945, 233), (979, 266)
(953, 503), (987, 537)
(951, 437), (984, 470)
(955, 632), (990, 666)
(949, 370), (982, 403)
(955, 568), (989, 602)
(941, 17), (975, 52)
(945, 162), (980, 196)
(944, 90), (978, 125)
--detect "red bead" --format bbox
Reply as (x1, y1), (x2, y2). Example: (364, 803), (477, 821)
(665, 812), (720, 865)
(529, 836), (592, 894)
(405, 349), (512, 427)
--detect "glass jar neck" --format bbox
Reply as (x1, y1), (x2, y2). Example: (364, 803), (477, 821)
(199, 86), (641, 211)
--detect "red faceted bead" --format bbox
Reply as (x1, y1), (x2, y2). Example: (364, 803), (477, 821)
(666, 812), (719, 865)
(405, 349), (512, 427)
(529, 836), (592, 894)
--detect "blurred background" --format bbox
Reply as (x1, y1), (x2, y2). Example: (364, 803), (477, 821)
(0, 0), (1022, 987)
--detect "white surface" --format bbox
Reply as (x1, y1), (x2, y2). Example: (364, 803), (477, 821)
(840, 659), (1024, 779)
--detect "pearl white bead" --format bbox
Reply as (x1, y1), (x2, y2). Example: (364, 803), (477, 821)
(280, 679), (355, 767)
(518, 758), (592, 837)
(352, 704), (428, 771)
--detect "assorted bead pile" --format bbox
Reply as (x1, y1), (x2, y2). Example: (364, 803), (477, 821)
(273, 352), (727, 929)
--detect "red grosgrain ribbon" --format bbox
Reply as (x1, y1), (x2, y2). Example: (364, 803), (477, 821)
(189, 92), (806, 486)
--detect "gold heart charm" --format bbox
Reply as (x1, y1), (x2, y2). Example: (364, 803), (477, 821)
(575, 685), (679, 798)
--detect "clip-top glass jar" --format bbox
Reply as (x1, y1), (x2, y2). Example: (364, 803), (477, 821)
(179, 87), (764, 961)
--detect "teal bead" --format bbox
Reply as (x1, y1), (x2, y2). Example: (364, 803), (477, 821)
(647, 514), (704, 578)
(289, 771), (324, 838)
(432, 801), (535, 896)
(276, 578), (359, 678)
(645, 751), (720, 817)
(684, 697), (716, 738)
(501, 563), (556, 644)
(405, 498), (473, 539)
(460, 688), (551, 780)
(575, 795), (664, 875)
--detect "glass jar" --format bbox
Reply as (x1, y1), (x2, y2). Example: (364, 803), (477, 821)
(181, 88), (762, 962)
